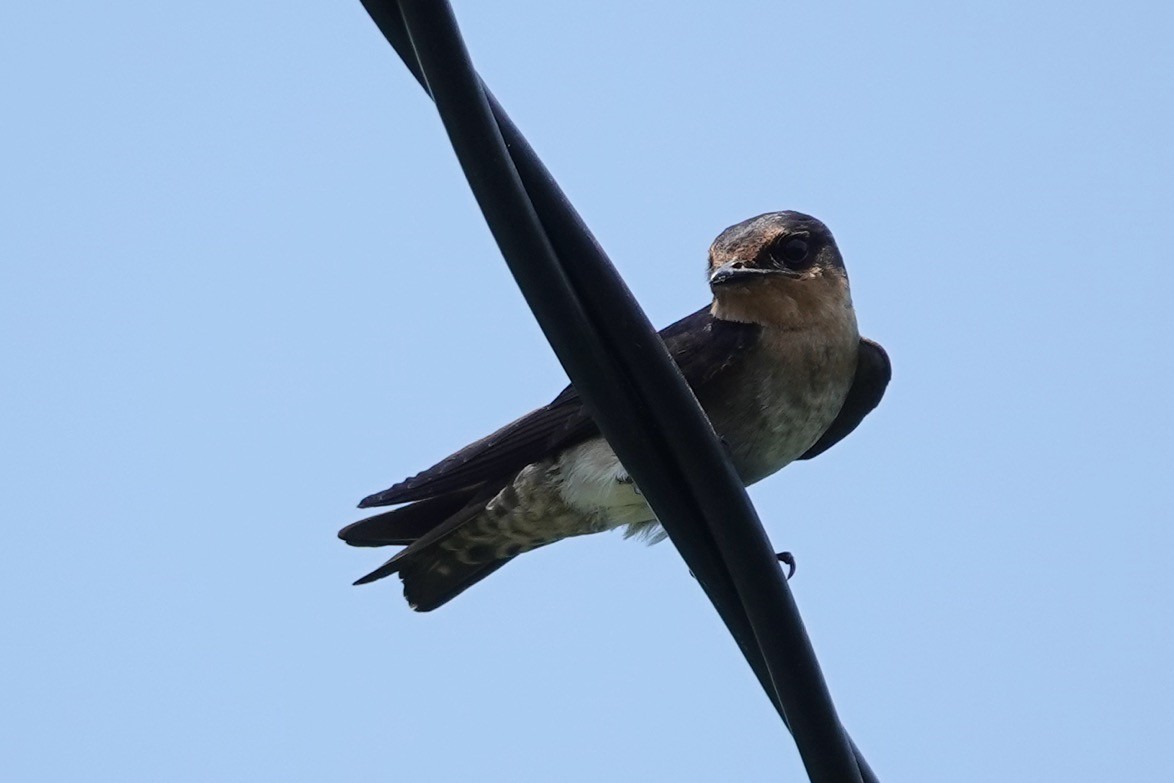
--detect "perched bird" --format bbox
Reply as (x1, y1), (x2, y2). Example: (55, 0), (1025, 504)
(340, 211), (890, 611)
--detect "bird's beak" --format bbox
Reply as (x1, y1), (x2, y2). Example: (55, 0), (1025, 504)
(709, 262), (791, 287)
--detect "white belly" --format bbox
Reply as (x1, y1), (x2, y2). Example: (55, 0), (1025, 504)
(554, 439), (657, 531)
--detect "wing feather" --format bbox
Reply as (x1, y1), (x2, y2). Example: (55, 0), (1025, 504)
(797, 337), (891, 460)
(358, 307), (760, 508)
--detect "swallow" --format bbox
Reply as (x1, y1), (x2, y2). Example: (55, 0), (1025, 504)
(339, 211), (890, 611)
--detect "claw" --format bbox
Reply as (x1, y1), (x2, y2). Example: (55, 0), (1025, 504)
(687, 550), (795, 581)
(776, 551), (796, 580)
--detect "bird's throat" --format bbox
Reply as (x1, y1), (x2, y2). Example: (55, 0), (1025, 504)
(710, 272), (853, 331)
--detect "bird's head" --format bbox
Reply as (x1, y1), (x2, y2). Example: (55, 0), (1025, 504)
(707, 211), (852, 329)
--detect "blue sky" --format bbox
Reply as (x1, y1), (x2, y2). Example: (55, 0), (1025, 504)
(3, 1), (1172, 780)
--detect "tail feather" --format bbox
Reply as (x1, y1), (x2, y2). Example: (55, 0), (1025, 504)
(341, 481), (518, 610)
(338, 487), (479, 547)
(351, 529), (518, 610)
(400, 555), (514, 612)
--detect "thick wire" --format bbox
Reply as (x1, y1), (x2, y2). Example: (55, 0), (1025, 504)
(361, 2), (877, 780)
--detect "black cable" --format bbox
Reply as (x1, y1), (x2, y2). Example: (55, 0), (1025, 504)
(359, 2), (878, 780)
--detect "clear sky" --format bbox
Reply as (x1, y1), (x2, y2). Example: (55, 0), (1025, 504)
(3, 1), (1172, 781)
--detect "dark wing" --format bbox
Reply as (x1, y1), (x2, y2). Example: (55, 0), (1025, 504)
(357, 391), (596, 507)
(657, 306), (761, 389)
(797, 337), (891, 460)
(358, 307), (760, 508)
(340, 486), (482, 545)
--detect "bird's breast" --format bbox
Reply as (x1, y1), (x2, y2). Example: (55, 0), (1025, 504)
(709, 322), (859, 485)
(547, 316), (859, 534)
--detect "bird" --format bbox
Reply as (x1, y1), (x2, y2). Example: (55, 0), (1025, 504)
(339, 211), (890, 611)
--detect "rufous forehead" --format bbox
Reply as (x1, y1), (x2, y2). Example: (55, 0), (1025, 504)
(708, 231), (782, 266)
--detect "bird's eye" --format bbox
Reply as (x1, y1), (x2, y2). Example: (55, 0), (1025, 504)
(770, 237), (811, 269)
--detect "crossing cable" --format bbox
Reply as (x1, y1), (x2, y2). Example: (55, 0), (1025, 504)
(358, 2), (880, 780)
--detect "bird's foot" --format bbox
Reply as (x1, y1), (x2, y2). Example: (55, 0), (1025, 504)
(687, 551), (795, 581)
(776, 551), (796, 580)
